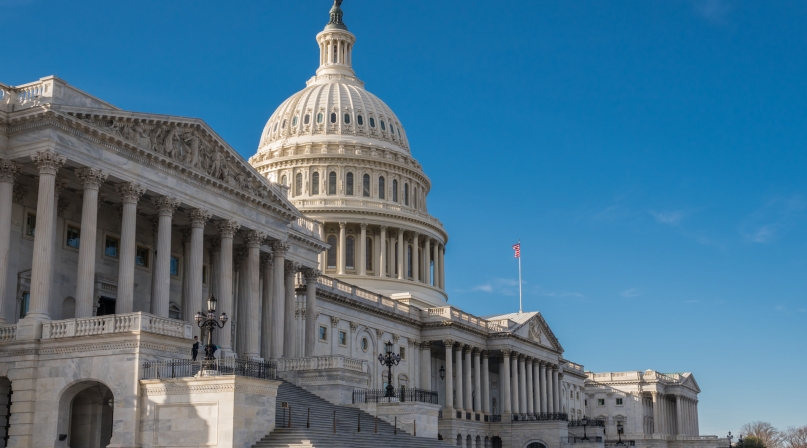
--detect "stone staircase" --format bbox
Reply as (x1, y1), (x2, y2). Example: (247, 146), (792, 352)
(253, 381), (452, 447)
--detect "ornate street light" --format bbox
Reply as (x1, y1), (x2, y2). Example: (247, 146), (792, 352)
(728, 432), (734, 448)
(377, 340), (401, 399)
(616, 421), (626, 446)
(439, 365), (446, 380)
(581, 416), (589, 441)
(194, 295), (228, 362)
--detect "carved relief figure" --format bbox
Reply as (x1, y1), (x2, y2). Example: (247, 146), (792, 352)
(528, 320), (542, 343)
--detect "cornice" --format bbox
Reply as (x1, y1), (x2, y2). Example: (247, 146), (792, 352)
(317, 288), (422, 329)
(304, 208), (448, 241)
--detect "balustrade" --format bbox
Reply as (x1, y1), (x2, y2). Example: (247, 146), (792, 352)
(41, 312), (193, 340)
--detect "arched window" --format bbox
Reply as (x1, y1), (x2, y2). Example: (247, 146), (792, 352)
(295, 173), (303, 196)
(273, 122), (278, 132)
(327, 235), (337, 269)
(394, 242), (399, 276)
(292, 116), (298, 127)
(346, 236), (355, 269)
(317, 112), (323, 123)
(366, 237), (373, 272)
(328, 171), (337, 195)
(404, 183), (409, 206)
(169, 302), (181, 320)
(304, 114), (310, 125)
(282, 119), (287, 128)
(311, 172), (320, 195)
(369, 117), (376, 128)
(380, 120), (386, 131)
(362, 174), (370, 197)
(378, 176), (386, 199)
(344, 113), (351, 124)
(345, 172), (354, 196)
(392, 179), (398, 202)
(357, 115), (364, 126)
(407, 245), (413, 278)
(413, 186), (418, 209)
(330, 113), (337, 124)
(281, 175), (287, 186)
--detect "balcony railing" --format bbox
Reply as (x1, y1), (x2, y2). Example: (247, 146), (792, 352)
(564, 437), (604, 444)
(604, 440), (636, 447)
(141, 357), (277, 380)
(276, 355), (367, 373)
(352, 387), (438, 405)
(569, 418), (606, 428)
(512, 412), (569, 422)
(42, 312), (193, 340)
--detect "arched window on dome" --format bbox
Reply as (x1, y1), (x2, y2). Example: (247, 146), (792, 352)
(327, 235), (337, 269)
(304, 114), (310, 125)
(380, 120), (386, 131)
(407, 245), (413, 279)
(344, 113), (351, 124)
(311, 172), (320, 195)
(345, 172), (354, 196)
(330, 113), (337, 124)
(281, 175), (287, 186)
(292, 116), (298, 127)
(273, 122), (278, 132)
(392, 179), (398, 203)
(328, 171), (337, 195)
(357, 115), (364, 126)
(378, 176), (385, 199)
(404, 183), (409, 206)
(346, 236), (355, 270)
(282, 119), (287, 128)
(317, 112), (323, 124)
(369, 117), (376, 128)
(362, 174), (370, 197)
(295, 173), (303, 197)
(365, 237), (373, 272)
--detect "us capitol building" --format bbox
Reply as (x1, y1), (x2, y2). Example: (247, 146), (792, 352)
(0, 2), (726, 448)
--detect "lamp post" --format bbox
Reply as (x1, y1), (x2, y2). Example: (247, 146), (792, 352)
(617, 421), (626, 446)
(727, 432), (734, 448)
(377, 340), (401, 399)
(581, 416), (589, 441)
(738, 435), (744, 448)
(194, 295), (228, 362)
(439, 365), (446, 380)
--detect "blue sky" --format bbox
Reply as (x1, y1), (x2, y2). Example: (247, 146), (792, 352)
(3, 0), (806, 435)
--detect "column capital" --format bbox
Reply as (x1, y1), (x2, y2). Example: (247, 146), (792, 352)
(421, 341), (432, 349)
(75, 167), (108, 190)
(330, 316), (339, 327)
(392, 333), (400, 344)
(302, 267), (321, 282)
(525, 356), (533, 362)
(376, 328), (384, 339)
(284, 259), (300, 275)
(379, 225), (388, 232)
(216, 219), (241, 238)
(245, 230), (267, 247)
(350, 321), (359, 332)
(270, 240), (291, 257)
(502, 349), (512, 358)
(153, 196), (180, 216)
(442, 339), (455, 348)
(0, 160), (21, 183)
(31, 150), (66, 175)
(117, 182), (145, 204)
(481, 350), (489, 359)
(360, 222), (368, 230)
(338, 221), (346, 228)
(188, 208), (212, 228)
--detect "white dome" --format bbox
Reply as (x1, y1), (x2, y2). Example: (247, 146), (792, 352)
(258, 77), (410, 154)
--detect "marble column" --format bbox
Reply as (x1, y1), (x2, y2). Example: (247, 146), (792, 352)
(412, 233), (419, 282)
(540, 362), (548, 413)
(455, 344), (464, 412)
(481, 351), (490, 414)
(432, 242), (439, 288)
(115, 182), (145, 314)
(397, 229), (404, 280)
(303, 268), (320, 356)
(260, 254), (272, 359)
(546, 364), (554, 413)
(243, 230), (265, 359)
(338, 222), (346, 275)
(359, 223), (367, 275)
(0, 161), (20, 323)
(511, 354), (519, 414)
(676, 395), (683, 435)
(463, 346), (472, 413)
(151, 196), (180, 318)
(443, 340), (454, 413)
(552, 367), (559, 413)
(283, 260), (297, 357)
(695, 400), (700, 435)
(187, 209), (211, 335)
(532, 361), (541, 414)
(216, 220), (239, 356)
(518, 355), (527, 413)
(420, 341), (432, 391)
(525, 357), (534, 414)
(72, 167), (107, 318)
(472, 348), (481, 413)
(378, 226), (387, 278)
(423, 237), (431, 286)
(501, 350), (512, 415)
(439, 245), (445, 288)
(270, 241), (288, 358)
(651, 392), (660, 434)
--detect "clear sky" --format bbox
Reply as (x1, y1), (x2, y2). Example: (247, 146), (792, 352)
(3, 0), (805, 435)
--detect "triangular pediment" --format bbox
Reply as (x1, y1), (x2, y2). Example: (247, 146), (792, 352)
(681, 373), (701, 393)
(501, 312), (564, 353)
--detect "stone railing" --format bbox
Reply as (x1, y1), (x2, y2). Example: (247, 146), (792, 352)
(291, 198), (445, 230)
(316, 275), (415, 317)
(291, 215), (322, 237)
(0, 324), (16, 342)
(423, 306), (504, 333)
(276, 355), (367, 373)
(563, 360), (585, 374)
(42, 312), (193, 340)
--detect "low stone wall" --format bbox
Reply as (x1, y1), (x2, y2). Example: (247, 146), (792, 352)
(139, 375), (280, 448)
(353, 401), (441, 439)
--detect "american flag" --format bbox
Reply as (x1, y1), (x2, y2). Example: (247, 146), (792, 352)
(512, 243), (521, 258)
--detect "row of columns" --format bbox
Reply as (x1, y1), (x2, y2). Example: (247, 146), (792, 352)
(329, 222), (446, 289)
(500, 350), (561, 416)
(1, 151), (320, 358)
(651, 392), (699, 436)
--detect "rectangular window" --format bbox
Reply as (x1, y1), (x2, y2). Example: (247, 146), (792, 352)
(65, 225), (80, 249)
(136, 246), (150, 268)
(400, 346), (406, 360)
(104, 236), (119, 258)
(597, 399), (605, 406)
(318, 325), (328, 341)
(202, 265), (208, 284)
(25, 212), (36, 237)
(616, 398), (623, 406)
(170, 256), (180, 277)
(19, 292), (30, 318)
(338, 330), (347, 346)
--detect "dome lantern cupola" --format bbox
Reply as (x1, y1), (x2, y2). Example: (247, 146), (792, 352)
(316, 0), (357, 78)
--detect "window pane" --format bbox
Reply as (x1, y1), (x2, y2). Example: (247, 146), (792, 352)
(339, 331), (347, 345)
(281, 175), (287, 186)
(170, 256), (180, 276)
(357, 115), (363, 126)
(366, 237), (373, 271)
(327, 235), (337, 268)
(304, 114), (310, 125)
(312, 172), (320, 195)
(344, 113), (351, 124)
(380, 120), (386, 131)
(282, 119), (287, 128)
(319, 326), (327, 340)
(362, 174), (370, 197)
(404, 183), (409, 206)
(346, 236), (355, 269)
(136, 246), (150, 268)
(292, 116), (298, 127)
(295, 173), (303, 196)
(66, 226), (80, 248)
(346, 173), (354, 196)
(378, 177), (385, 199)
(317, 112), (323, 123)
(407, 245), (412, 278)
(328, 172), (337, 195)
(105, 237), (119, 258)
(26, 213), (36, 237)
(369, 117), (375, 128)
(392, 180), (398, 202)
(330, 113), (337, 123)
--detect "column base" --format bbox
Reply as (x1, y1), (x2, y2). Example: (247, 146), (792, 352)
(16, 316), (47, 340)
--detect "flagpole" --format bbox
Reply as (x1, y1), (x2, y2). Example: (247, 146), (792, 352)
(518, 239), (523, 314)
